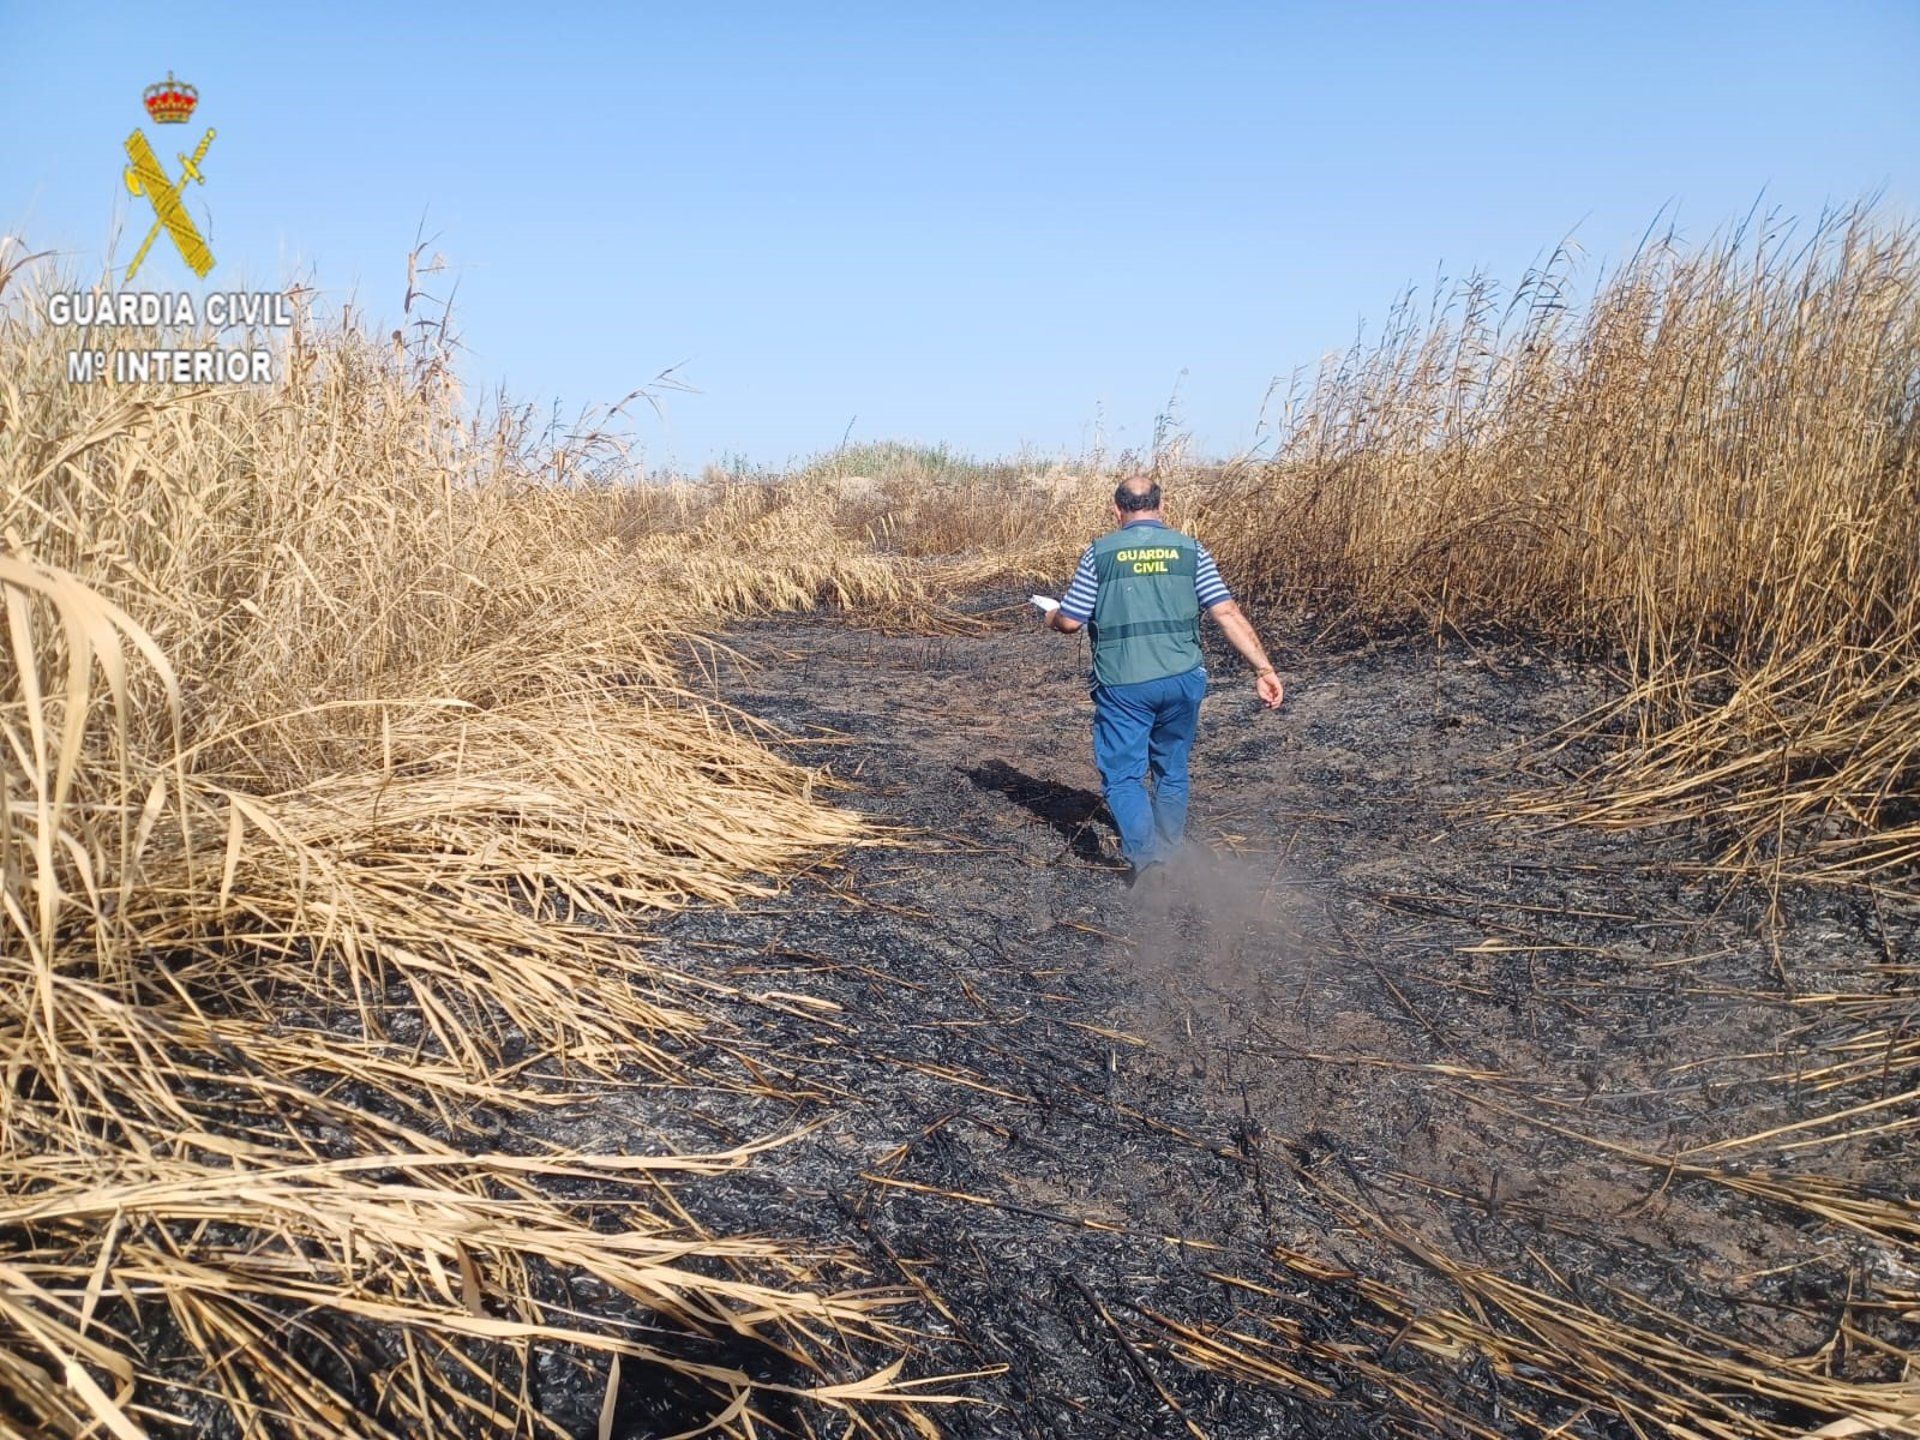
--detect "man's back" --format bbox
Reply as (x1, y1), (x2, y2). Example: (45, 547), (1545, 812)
(1060, 519), (1229, 689)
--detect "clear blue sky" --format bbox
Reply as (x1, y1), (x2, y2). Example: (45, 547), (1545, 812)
(5, 2), (1916, 469)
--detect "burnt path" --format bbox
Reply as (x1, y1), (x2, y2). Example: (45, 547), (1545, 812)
(565, 594), (1916, 1439)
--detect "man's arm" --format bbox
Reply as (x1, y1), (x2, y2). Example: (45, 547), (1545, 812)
(1194, 542), (1282, 708)
(1207, 600), (1284, 709)
(1047, 544), (1098, 634)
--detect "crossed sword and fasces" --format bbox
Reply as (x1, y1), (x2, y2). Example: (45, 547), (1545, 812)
(123, 127), (217, 280)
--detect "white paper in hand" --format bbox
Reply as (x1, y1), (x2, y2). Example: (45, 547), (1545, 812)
(1029, 594), (1061, 614)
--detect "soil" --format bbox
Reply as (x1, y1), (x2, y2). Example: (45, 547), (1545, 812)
(537, 591), (1919, 1439)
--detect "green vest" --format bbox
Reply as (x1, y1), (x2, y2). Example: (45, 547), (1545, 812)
(1088, 524), (1204, 687)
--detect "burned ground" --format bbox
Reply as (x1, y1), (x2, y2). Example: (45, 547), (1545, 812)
(523, 593), (1919, 1437)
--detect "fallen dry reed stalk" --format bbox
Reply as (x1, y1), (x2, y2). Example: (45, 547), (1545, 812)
(1158, 1149), (1920, 1440)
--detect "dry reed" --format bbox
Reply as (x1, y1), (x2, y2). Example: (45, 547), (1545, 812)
(0, 249), (939, 1436)
(1192, 203), (1920, 891)
(9, 192), (1917, 1435)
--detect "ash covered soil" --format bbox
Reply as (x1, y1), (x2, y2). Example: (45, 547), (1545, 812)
(549, 592), (1917, 1438)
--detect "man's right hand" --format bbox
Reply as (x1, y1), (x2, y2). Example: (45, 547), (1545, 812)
(1256, 671), (1284, 709)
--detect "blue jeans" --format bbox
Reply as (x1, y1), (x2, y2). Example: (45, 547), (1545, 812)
(1091, 665), (1206, 868)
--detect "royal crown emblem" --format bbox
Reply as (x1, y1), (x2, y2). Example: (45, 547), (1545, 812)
(143, 72), (198, 124)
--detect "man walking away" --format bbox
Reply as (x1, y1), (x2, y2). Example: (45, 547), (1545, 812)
(1043, 476), (1283, 884)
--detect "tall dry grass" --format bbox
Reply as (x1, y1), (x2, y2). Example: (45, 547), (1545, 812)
(1191, 204), (1920, 888)
(8, 193), (1915, 1436)
(0, 252), (942, 1436)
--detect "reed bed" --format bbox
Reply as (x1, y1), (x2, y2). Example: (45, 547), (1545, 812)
(1193, 204), (1920, 891)
(1183, 208), (1919, 1435)
(0, 252), (938, 1436)
(8, 192), (1917, 1436)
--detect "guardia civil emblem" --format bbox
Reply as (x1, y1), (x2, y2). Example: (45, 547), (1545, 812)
(124, 72), (217, 280)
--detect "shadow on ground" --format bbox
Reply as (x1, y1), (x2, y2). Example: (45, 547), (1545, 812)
(960, 758), (1114, 865)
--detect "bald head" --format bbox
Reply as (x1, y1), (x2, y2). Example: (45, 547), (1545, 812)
(1114, 475), (1163, 516)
